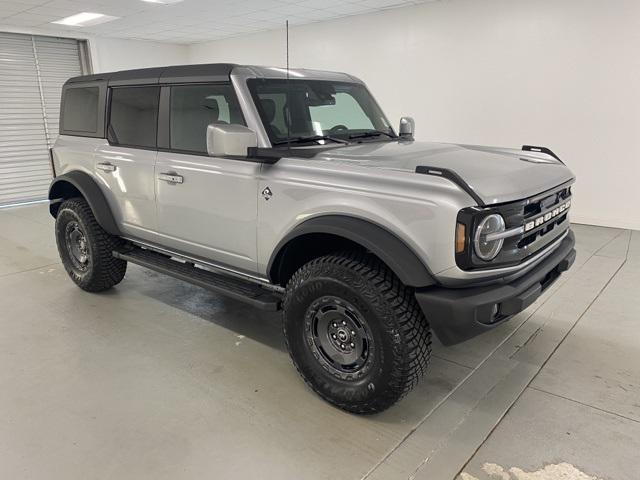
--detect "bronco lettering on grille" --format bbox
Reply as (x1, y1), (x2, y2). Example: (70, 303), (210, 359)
(524, 199), (571, 232)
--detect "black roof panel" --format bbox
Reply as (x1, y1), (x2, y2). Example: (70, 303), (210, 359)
(66, 63), (238, 87)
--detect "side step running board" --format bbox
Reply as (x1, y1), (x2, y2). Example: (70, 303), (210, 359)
(113, 246), (281, 311)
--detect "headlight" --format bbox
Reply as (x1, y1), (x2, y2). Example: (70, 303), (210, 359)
(474, 214), (505, 261)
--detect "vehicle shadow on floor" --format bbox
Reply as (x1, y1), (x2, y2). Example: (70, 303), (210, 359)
(120, 265), (286, 352)
(117, 263), (523, 372)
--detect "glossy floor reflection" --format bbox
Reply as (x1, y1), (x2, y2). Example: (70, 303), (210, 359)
(0, 204), (637, 480)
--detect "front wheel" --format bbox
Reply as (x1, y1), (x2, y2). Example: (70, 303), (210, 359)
(283, 252), (432, 414)
(55, 197), (127, 292)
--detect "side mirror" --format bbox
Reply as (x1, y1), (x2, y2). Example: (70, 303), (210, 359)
(399, 117), (415, 140)
(206, 124), (258, 157)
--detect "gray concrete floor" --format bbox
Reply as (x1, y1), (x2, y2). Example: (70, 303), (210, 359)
(0, 203), (638, 480)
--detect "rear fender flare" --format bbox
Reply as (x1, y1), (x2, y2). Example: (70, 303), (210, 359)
(48, 170), (120, 236)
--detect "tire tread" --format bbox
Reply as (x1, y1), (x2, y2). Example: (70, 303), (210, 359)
(56, 197), (126, 292)
(283, 250), (432, 414)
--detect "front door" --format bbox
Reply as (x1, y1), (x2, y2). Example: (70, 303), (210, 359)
(154, 83), (259, 273)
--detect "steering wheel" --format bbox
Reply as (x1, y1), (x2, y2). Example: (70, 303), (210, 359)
(328, 124), (349, 134)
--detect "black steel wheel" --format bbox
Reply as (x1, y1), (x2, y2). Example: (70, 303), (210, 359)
(283, 251), (432, 414)
(64, 220), (90, 273)
(305, 295), (374, 375)
(55, 197), (126, 292)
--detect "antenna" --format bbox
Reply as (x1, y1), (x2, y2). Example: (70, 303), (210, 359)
(286, 20), (291, 149)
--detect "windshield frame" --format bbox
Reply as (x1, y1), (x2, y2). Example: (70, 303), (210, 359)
(247, 78), (397, 148)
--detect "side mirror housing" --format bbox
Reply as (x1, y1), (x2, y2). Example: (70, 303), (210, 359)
(206, 124), (258, 157)
(399, 117), (415, 140)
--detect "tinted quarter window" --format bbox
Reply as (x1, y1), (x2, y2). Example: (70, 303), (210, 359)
(62, 87), (99, 133)
(170, 84), (245, 154)
(108, 86), (160, 148)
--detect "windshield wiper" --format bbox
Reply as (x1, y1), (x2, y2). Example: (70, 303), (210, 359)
(272, 135), (349, 146)
(348, 130), (396, 140)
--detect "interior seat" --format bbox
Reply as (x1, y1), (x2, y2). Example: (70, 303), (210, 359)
(261, 98), (282, 138)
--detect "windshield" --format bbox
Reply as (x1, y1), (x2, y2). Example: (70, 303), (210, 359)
(247, 79), (396, 146)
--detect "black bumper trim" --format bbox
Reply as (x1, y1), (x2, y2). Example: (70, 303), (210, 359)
(415, 230), (576, 346)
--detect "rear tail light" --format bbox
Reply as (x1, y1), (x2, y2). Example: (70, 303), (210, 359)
(49, 148), (57, 178)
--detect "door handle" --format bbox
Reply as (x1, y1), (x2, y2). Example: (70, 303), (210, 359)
(96, 162), (117, 172)
(158, 172), (184, 184)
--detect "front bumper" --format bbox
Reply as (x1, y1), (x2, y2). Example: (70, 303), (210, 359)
(415, 230), (576, 346)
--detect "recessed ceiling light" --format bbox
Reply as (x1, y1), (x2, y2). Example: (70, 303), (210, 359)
(141, 0), (184, 4)
(52, 12), (119, 27)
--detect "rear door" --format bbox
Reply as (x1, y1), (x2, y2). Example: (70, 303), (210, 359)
(154, 83), (259, 273)
(94, 85), (159, 242)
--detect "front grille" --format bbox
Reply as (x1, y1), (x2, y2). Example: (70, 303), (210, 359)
(511, 184), (572, 255)
(456, 181), (573, 270)
(522, 185), (571, 218)
(518, 212), (568, 249)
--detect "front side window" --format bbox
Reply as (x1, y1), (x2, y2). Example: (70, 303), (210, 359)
(170, 84), (245, 154)
(108, 86), (160, 148)
(62, 87), (99, 133)
(248, 79), (395, 146)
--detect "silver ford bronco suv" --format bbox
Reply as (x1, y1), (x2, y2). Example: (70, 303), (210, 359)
(49, 64), (576, 413)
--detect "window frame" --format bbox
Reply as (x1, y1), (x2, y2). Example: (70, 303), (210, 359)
(247, 78), (396, 146)
(106, 84), (161, 151)
(60, 81), (107, 138)
(155, 82), (247, 157)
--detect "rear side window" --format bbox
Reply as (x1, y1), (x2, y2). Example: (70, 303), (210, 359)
(169, 84), (245, 154)
(108, 86), (160, 148)
(62, 87), (99, 133)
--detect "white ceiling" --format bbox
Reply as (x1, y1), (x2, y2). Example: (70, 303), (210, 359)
(0, 0), (434, 44)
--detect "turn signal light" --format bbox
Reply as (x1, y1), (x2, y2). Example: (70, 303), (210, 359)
(455, 222), (466, 253)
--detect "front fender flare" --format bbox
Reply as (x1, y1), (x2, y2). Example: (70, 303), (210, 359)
(268, 215), (436, 288)
(48, 170), (120, 236)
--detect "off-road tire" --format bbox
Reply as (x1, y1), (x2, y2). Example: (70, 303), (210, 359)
(283, 251), (432, 414)
(55, 197), (126, 292)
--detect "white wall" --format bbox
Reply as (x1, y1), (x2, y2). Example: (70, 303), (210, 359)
(90, 37), (189, 73)
(189, 0), (640, 231)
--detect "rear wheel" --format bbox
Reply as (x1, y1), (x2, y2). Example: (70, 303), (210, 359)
(283, 251), (432, 414)
(55, 197), (126, 292)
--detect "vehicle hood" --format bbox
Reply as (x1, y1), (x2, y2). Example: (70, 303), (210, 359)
(313, 141), (575, 205)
